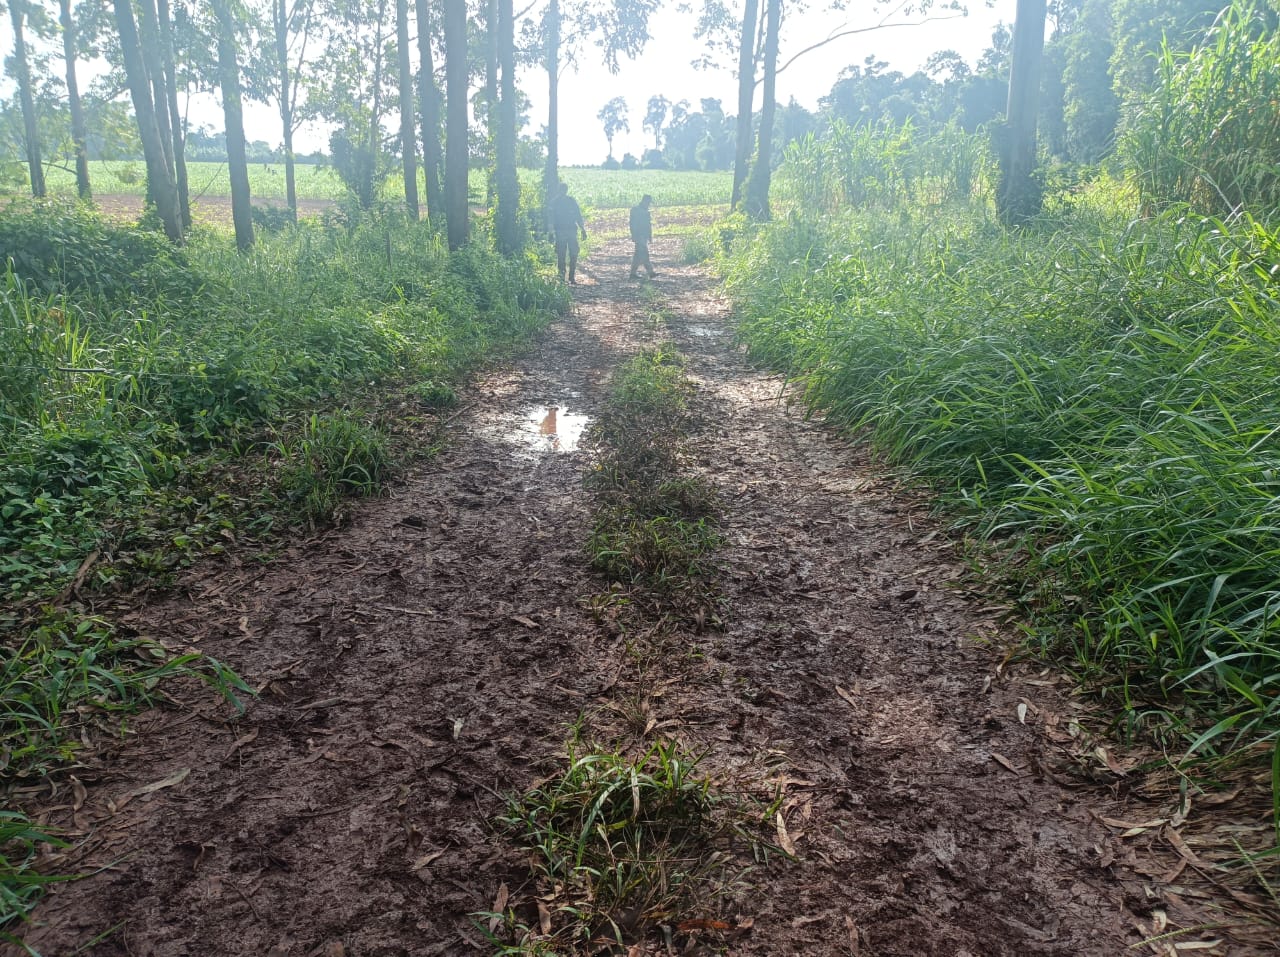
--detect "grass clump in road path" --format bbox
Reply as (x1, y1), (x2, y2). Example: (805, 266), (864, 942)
(585, 348), (722, 616)
(488, 738), (766, 954)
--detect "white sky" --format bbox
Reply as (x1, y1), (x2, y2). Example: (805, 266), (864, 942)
(4, 1), (1011, 168)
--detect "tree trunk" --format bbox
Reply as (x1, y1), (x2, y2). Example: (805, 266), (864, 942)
(542, 0), (559, 203)
(415, 0), (444, 222)
(113, 0), (182, 240)
(135, 0), (177, 193)
(743, 0), (778, 221)
(730, 0), (758, 210)
(157, 0), (191, 229)
(365, 0), (388, 209)
(273, 0), (298, 223)
(443, 0), (469, 248)
(59, 0), (92, 200)
(212, 0), (254, 249)
(494, 0), (519, 254)
(484, 0), (497, 202)
(396, 0), (419, 219)
(8, 0), (46, 198)
(998, 0), (1047, 225)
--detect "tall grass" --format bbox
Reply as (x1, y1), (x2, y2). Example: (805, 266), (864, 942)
(723, 191), (1280, 770)
(1123, 0), (1280, 216)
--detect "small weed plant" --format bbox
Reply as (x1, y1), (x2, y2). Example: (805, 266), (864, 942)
(491, 739), (761, 952)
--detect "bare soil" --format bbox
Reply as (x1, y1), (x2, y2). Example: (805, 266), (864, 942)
(13, 227), (1276, 956)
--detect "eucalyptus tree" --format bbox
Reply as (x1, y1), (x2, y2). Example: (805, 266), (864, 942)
(307, 0), (392, 208)
(6, 0), (47, 197)
(597, 94), (627, 159)
(443, 0), (467, 247)
(642, 93), (668, 149)
(58, 0), (92, 198)
(112, 0), (181, 238)
(494, 0), (519, 252)
(269, 0), (321, 223)
(395, 0), (418, 218)
(211, 0), (253, 248)
(414, 0), (443, 222)
(997, 0), (1046, 224)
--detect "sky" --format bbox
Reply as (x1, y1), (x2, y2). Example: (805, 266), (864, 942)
(4, 1), (1012, 168)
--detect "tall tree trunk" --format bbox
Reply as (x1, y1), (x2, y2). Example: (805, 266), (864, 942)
(494, 0), (518, 254)
(396, 0), (419, 219)
(542, 0), (559, 202)
(273, 0), (298, 223)
(443, 0), (468, 248)
(415, 0), (443, 222)
(113, 0), (182, 240)
(8, 0), (46, 198)
(59, 0), (92, 200)
(484, 0), (497, 202)
(365, 0), (388, 209)
(743, 0), (778, 220)
(157, 0), (191, 229)
(998, 0), (1047, 224)
(212, 0), (254, 249)
(730, 0), (758, 209)
(135, 0), (177, 191)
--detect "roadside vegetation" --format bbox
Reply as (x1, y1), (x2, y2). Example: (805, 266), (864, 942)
(0, 199), (566, 935)
(717, 0), (1280, 843)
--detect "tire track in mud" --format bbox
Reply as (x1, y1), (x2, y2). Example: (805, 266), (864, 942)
(13, 228), (1211, 956)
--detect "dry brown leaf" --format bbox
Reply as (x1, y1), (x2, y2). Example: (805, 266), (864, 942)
(1101, 816), (1167, 838)
(1172, 942), (1225, 951)
(413, 849), (445, 870)
(775, 811), (797, 856)
(834, 685), (859, 708)
(990, 752), (1020, 774)
(1194, 785), (1243, 806)
(225, 727), (259, 760)
(512, 615), (540, 630)
(845, 914), (860, 956)
(538, 901), (552, 936)
(112, 768), (190, 812)
(1163, 827), (1202, 866)
(489, 882), (510, 933)
(70, 776), (87, 813)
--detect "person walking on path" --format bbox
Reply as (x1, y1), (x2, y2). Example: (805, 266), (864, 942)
(629, 194), (656, 280)
(551, 182), (587, 284)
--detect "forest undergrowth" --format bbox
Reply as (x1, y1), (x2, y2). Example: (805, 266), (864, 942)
(0, 199), (566, 937)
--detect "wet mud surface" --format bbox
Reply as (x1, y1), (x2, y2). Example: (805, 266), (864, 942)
(14, 227), (1273, 956)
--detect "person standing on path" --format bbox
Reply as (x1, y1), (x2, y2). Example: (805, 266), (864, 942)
(551, 182), (587, 284)
(629, 194), (656, 280)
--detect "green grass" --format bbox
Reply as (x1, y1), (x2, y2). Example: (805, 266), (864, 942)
(584, 348), (722, 615)
(722, 176), (1280, 797)
(490, 738), (765, 953)
(31, 159), (350, 202)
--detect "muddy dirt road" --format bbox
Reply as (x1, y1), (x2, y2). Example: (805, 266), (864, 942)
(16, 230), (1264, 956)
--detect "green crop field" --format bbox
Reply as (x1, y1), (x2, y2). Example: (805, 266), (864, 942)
(23, 160), (733, 211)
(31, 159), (350, 201)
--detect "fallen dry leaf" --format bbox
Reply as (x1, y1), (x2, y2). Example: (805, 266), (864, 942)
(413, 849), (445, 870)
(111, 768), (190, 812)
(538, 901), (552, 936)
(489, 882), (509, 933)
(776, 811), (797, 856)
(677, 919), (730, 932)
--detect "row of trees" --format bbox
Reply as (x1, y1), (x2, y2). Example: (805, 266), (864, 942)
(14, 0), (1200, 239)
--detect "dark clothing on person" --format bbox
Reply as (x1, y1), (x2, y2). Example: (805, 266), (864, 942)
(550, 187), (587, 283)
(629, 198), (655, 279)
(552, 193), (585, 240)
